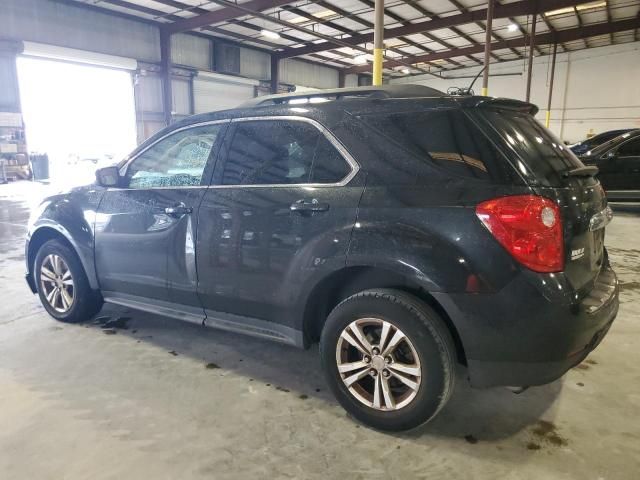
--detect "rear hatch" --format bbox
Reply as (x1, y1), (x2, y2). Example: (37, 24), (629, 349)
(470, 103), (610, 293)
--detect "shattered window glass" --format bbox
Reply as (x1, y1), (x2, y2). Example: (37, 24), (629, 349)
(126, 125), (221, 188)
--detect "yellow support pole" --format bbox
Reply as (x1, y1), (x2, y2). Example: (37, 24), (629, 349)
(545, 110), (551, 128)
(373, 0), (384, 86)
(373, 48), (383, 86)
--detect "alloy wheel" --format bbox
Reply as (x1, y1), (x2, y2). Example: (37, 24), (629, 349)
(40, 254), (75, 313)
(335, 318), (422, 411)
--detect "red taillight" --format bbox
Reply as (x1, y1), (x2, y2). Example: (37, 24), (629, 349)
(476, 195), (564, 273)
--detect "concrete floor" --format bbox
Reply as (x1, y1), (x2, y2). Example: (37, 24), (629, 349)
(1, 181), (639, 480)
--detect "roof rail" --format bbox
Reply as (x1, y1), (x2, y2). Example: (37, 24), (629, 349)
(240, 84), (444, 108)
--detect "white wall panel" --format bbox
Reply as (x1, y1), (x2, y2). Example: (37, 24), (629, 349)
(391, 42), (640, 143)
(172, 34), (211, 71)
(171, 78), (191, 115)
(4, 0), (159, 63)
(240, 48), (270, 80)
(281, 59), (339, 89)
(194, 72), (257, 113)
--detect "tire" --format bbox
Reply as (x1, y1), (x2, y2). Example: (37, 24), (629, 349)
(34, 239), (103, 323)
(320, 288), (456, 431)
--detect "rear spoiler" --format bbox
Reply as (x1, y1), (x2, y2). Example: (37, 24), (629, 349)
(456, 96), (539, 116)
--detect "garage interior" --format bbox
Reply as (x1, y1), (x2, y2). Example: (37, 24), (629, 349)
(1, 0), (639, 478)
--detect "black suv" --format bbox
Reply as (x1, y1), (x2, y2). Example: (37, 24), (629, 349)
(25, 85), (619, 431)
(579, 129), (640, 201)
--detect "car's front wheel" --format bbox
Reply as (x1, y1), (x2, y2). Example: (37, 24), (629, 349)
(320, 289), (456, 431)
(34, 239), (102, 323)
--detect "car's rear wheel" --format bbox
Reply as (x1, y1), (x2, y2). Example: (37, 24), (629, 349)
(34, 239), (102, 323)
(320, 289), (456, 431)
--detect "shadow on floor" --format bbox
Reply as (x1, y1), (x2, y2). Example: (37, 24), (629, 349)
(86, 303), (562, 442)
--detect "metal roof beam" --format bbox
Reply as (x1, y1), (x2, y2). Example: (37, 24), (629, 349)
(345, 16), (640, 73)
(277, 0), (597, 58)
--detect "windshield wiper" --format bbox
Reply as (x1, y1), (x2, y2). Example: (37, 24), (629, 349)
(563, 166), (599, 178)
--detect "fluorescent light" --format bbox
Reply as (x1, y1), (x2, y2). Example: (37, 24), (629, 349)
(313, 9), (336, 19)
(261, 29), (280, 40)
(507, 23), (518, 32)
(546, 1), (606, 16)
(401, 67), (411, 74)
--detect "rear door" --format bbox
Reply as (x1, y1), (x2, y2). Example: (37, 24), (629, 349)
(95, 122), (226, 308)
(196, 117), (362, 338)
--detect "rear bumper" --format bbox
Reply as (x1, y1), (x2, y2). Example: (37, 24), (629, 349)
(434, 263), (619, 388)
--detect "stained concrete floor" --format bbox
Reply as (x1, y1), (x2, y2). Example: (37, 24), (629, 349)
(0, 180), (639, 480)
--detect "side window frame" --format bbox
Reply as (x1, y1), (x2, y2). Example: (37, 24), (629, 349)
(209, 116), (359, 188)
(117, 120), (230, 190)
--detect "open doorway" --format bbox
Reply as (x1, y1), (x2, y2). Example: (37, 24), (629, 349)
(16, 56), (137, 186)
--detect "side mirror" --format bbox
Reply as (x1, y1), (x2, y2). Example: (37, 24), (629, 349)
(95, 166), (121, 187)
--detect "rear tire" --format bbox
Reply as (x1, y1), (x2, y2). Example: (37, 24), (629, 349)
(34, 239), (102, 323)
(320, 288), (456, 431)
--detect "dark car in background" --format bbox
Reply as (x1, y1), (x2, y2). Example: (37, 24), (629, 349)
(24, 85), (619, 431)
(570, 129), (635, 156)
(580, 129), (640, 201)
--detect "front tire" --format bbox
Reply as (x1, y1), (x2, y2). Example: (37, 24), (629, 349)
(320, 289), (456, 431)
(34, 239), (102, 323)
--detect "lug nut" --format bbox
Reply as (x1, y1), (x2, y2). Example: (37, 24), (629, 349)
(363, 355), (371, 364)
(382, 370), (390, 378)
(372, 347), (380, 356)
(369, 369), (377, 377)
(385, 356), (392, 364)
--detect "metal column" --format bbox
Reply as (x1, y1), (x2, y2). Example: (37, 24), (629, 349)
(481, 0), (495, 96)
(372, 0), (384, 86)
(338, 70), (346, 88)
(525, 13), (537, 103)
(270, 55), (279, 94)
(160, 29), (173, 127)
(545, 43), (558, 128)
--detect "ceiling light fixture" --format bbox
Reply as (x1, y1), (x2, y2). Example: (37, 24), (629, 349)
(261, 29), (281, 40)
(507, 23), (518, 32)
(401, 67), (411, 74)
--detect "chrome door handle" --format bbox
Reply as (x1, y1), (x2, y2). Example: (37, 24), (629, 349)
(164, 204), (193, 216)
(290, 199), (330, 214)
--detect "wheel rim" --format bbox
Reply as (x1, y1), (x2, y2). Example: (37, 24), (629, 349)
(335, 318), (422, 411)
(40, 254), (75, 313)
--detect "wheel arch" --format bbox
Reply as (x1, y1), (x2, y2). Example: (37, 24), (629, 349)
(28, 226), (99, 291)
(301, 265), (467, 365)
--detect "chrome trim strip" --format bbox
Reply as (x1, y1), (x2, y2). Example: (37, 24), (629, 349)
(109, 115), (359, 191)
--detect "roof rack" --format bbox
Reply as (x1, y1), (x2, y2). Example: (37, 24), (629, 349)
(240, 84), (445, 108)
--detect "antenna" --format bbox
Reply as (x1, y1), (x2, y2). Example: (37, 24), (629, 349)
(446, 66), (487, 97)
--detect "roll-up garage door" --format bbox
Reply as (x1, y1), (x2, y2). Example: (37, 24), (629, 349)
(193, 71), (258, 113)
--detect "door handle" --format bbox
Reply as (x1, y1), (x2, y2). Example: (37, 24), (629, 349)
(290, 199), (330, 214)
(164, 203), (193, 217)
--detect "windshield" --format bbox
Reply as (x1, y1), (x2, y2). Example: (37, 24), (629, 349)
(480, 109), (583, 186)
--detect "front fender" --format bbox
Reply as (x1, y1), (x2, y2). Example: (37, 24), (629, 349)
(26, 186), (104, 290)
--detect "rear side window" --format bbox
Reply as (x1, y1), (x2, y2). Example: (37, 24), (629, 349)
(221, 120), (351, 185)
(618, 137), (640, 156)
(480, 110), (583, 186)
(358, 109), (514, 183)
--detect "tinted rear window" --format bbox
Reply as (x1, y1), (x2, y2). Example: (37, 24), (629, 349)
(357, 108), (518, 184)
(480, 109), (583, 186)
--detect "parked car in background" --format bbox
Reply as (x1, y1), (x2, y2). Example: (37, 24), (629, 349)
(570, 129), (635, 156)
(24, 85), (619, 431)
(580, 129), (640, 201)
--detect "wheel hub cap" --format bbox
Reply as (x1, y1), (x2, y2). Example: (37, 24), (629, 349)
(40, 254), (75, 314)
(336, 318), (422, 411)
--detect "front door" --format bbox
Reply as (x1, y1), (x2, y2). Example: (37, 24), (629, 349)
(95, 122), (226, 310)
(196, 117), (362, 338)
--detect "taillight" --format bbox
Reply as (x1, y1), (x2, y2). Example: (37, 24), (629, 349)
(476, 195), (564, 273)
